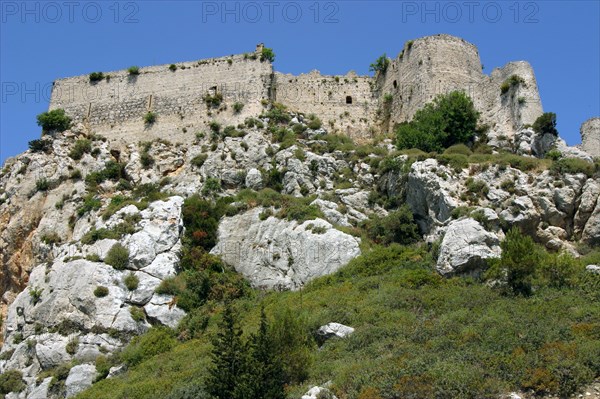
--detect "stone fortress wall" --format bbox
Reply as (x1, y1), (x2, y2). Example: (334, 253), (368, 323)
(49, 35), (546, 145)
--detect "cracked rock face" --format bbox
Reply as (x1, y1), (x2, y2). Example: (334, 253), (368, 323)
(211, 207), (362, 290)
(0, 196), (185, 397)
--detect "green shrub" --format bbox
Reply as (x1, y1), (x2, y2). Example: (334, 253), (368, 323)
(105, 243), (130, 270)
(65, 336), (79, 355)
(94, 286), (109, 297)
(89, 72), (105, 82)
(533, 112), (558, 136)
(121, 327), (177, 366)
(202, 177), (222, 196)
(465, 177), (489, 200)
(444, 144), (472, 156)
(69, 139), (92, 160)
(130, 307), (146, 322)
(28, 138), (53, 153)
(545, 149), (562, 160)
(29, 287), (43, 305)
(41, 232), (62, 245)
(36, 109), (72, 133)
(77, 194), (102, 216)
(260, 47), (275, 62)
(369, 54), (389, 73)
(307, 115), (322, 130)
(500, 74), (525, 94)
(233, 102), (244, 113)
(191, 154), (208, 168)
(144, 111), (157, 125)
(203, 93), (223, 108)
(128, 66), (140, 75)
(264, 102), (291, 125)
(36, 178), (50, 192)
(396, 91), (480, 152)
(0, 369), (26, 395)
(169, 64), (177, 71)
(551, 158), (595, 177)
(124, 273), (140, 291)
(361, 205), (420, 245)
(487, 228), (542, 296)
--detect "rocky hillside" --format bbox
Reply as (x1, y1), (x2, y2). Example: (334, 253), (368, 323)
(1, 100), (599, 399)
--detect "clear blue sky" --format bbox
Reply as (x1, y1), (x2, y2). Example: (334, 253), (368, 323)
(1, 1), (599, 165)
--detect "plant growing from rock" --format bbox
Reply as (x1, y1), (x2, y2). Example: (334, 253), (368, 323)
(144, 111), (157, 125)
(89, 72), (105, 83)
(369, 54), (389, 73)
(94, 286), (109, 297)
(105, 243), (130, 270)
(233, 102), (244, 113)
(29, 287), (43, 305)
(68, 139), (92, 160)
(65, 336), (79, 355)
(0, 369), (26, 395)
(533, 112), (558, 136)
(128, 66), (140, 75)
(124, 273), (139, 291)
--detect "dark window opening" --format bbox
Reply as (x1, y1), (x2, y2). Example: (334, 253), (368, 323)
(346, 96), (353, 104)
(393, 80), (398, 89)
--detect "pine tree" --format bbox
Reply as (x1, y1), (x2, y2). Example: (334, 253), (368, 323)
(206, 304), (246, 399)
(242, 307), (286, 399)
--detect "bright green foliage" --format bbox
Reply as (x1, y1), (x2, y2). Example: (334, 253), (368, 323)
(369, 54), (389, 73)
(128, 66), (140, 75)
(487, 228), (541, 296)
(260, 47), (275, 63)
(144, 111), (157, 124)
(0, 370), (26, 395)
(36, 109), (72, 133)
(396, 91), (480, 152)
(533, 112), (558, 136)
(121, 327), (177, 366)
(105, 243), (130, 270)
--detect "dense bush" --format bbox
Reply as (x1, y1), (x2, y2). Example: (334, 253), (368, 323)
(500, 74), (525, 94)
(124, 273), (140, 291)
(233, 102), (244, 113)
(260, 47), (275, 62)
(191, 154), (208, 168)
(533, 112), (558, 136)
(94, 286), (109, 298)
(128, 66), (140, 75)
(487, 228), (542, 296)
(369, 54), (389, 73)
(105, 243), (130, 270)
(69, 139), (92, 160)
(0, 369), (26, 394)
(361, 205), (420, 245)
(396, 91), (480, 152)
(36, 109), (72, 133)
(89, 72), (105, 82)
(28, 138), (53, 153)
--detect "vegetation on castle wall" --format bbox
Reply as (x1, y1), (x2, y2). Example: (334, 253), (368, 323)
(36, 109), (72, 133)
(369, 54), (389, 74)
(500, 74), (525, 94)
(396, 91), (480, 152)
(260, 47), (275, 63)
(89, 72), (105, 83)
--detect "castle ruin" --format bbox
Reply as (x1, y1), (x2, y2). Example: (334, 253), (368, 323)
(49, 34), (543, 145)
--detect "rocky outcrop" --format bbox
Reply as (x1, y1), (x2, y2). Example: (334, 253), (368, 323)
(317, 323), (355, 340)
(436, 218), (501, 276)
(211, 208), (361, 290)
(0, 196), (185, 397)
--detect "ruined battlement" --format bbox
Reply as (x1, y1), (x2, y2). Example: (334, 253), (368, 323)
(48, 34), (544, 145)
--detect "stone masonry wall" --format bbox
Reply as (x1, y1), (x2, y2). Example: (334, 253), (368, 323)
(49, 52), (273, 147)
(581, 118), (600, 157)
(273, 70), (378, 140)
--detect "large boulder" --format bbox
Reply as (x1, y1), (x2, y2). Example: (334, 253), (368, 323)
(436, 218), (501, 276)
(65, 364), (97, 398)
(211, 208), (361, 290)
(406, 159), (459, 233)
